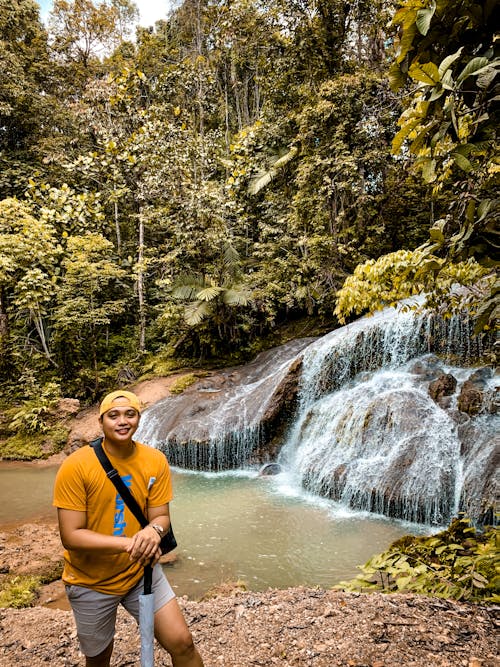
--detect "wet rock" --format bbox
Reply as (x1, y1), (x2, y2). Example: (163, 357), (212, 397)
(458, 380), (484, 416)
(468, 367), (493, 388)
(259, 463), (282, 476)
(409, 355), (443, 380)
(428, 373), (457, 406)
(458, 421), (499, 523)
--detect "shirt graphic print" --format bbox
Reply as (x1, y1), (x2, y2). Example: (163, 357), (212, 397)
(113, 474), (132, 536)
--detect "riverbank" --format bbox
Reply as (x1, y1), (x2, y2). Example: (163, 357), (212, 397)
(0, 518), (497, 666)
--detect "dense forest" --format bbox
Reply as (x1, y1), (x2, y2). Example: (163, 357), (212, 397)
(0, 0), (498, 421)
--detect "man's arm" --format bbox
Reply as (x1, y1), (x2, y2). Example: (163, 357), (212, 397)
(57, 508), (132, 554)
(57, 507), (163, 564)
(147, 503), (171, 532)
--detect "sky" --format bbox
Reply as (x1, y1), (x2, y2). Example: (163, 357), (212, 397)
(37, 0), (173, 29)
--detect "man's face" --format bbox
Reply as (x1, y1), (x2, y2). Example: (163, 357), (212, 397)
(101, 398), (140, 445)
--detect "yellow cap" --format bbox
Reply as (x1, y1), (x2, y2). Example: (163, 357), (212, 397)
(99, 390), (141, 417)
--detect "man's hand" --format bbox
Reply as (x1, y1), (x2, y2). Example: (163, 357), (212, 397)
(126, 525), (162, 565)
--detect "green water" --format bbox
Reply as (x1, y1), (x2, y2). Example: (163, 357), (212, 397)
(0, 464), (416, 598)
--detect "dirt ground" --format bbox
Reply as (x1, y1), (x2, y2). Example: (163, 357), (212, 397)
(0, 581), (497, 667)
(0, 378), (498, 666)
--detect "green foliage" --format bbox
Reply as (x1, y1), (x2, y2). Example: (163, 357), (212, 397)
(0, 575), (41, 608)
(10, 381), (61, 434)
(335, 250), (491, 323)
(337, 517), (499, 604)
(0, 432), (46, 460)
(169, 372), (208, 395)
(0, 0), (495, 409)
(388, 0), (499, 328)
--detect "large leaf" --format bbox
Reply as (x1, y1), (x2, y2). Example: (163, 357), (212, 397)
(415, 2), (436, 36)
(172, 284), (200, 300)
(419, 156), (437, 182)
(184, 300), (211, 326)
(452, 152), (473, 172)
(388, 61), (406, 91)
(392, 118), (422, 153)
(196, 286), (224, 302)
(456, 57), (490, 84)
(223, 242), (240, 269)
(248, 170), (275, 195)
(248, 146), (298, 195)
(477, 62), (500, 89)
(222, 287), (252, 306)
(438, 47), (463, 77)
(409, 61), (440, 85)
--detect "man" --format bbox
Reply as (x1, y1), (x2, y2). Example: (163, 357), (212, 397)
(53, 390), (204, 667)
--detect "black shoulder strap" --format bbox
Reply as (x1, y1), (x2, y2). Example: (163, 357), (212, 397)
(90, 437), (148, 529)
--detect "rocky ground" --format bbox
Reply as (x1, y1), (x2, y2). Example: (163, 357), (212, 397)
(0, 583), (497, 667)
(0, 378), (498, 666)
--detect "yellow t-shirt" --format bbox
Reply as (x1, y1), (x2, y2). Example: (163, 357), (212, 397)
(53, 441), (173, 595)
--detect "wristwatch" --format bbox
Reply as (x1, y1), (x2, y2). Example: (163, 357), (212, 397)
(150, 524), (164, 537)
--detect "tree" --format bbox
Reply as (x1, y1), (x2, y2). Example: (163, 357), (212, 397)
(0, 198), (61, 363)
(48, 0), (138, 90)
(388, 0), (499, 328)
(53, 234), (127, 392)
(0, 0), (59, 196)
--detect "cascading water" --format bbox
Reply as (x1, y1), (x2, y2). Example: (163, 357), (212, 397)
(279, 365), (462, 525)
(278, 303), (496, 525)
(134, 338), (313, 470)
(135, 302), (497, 525)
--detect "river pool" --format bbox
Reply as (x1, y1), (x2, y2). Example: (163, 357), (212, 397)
(0, 464), (425, 598)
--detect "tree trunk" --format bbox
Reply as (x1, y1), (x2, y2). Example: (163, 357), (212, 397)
(137, 213), (146, 352)
(114, 199), (121, 255)
(0, 286), (8, 346)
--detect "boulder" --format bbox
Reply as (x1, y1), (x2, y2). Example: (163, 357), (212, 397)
(259, 463), (282, 476)
(458, 380), (484, 416)
(428, 373), (457, 406)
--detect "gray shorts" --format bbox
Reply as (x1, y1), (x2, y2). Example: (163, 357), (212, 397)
(66, 564), (175, 657)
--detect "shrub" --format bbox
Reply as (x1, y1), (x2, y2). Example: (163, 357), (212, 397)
(336, 517), (499, 603)
(0, 575), (41, 608)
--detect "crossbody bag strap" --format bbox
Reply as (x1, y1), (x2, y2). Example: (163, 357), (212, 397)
(90, 437), (148, 529)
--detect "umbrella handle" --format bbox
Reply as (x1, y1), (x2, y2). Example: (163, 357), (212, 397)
(144, 564), (153, 595)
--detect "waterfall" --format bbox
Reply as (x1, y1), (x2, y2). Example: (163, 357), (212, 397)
(295, 302), (485, 407)
(134, 338), (312, 470)
(135, 302), (496, 525)
(277, 303), (496, 525)
(279, 367), (462, 525)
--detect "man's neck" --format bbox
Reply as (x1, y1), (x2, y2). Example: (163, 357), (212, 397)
(103, 438), (135, 460)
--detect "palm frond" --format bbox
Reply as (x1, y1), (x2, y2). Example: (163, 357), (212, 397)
(223, 242), (240, 269)
(173, 284), (199, 300)
(196, 286), (224, 301)
(222, 286), (252, 306)
(184, 300), (211, 326)
(248, 146), (298, 195)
